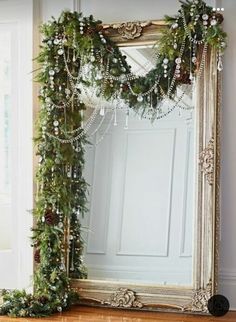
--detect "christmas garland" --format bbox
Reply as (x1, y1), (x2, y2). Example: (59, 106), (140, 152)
(0, 0), (226, 317)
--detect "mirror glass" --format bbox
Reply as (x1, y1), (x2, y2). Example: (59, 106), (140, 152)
(79, 45), (195, 286)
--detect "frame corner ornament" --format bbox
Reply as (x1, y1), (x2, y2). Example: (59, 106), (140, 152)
(183, 282), (212, 313)
(199, 137), (214, 185)
(102, 288), (143, 308)
(112, 21), (150, 40)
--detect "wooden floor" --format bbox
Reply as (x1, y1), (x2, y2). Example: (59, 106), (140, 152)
(0, 306), (235, 322)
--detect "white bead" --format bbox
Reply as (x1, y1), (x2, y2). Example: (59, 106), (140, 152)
(53, 120), (59, 126)
(163, 58), (169, 64)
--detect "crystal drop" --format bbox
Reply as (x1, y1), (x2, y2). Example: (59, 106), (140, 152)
(173, 43), (178, 50)
(137, 95), (143, 102)
(217, 58), (223, 71)
(192, 57), (197, 64)
(53, 38), (60, 45)
(112, 58), (118, 63)
(100, 107), (105, 116)
(163, 58), (169, 64)
(53, 120), (59, 126)
(65, 88), (71, 95)
(90, 55), (95, 62)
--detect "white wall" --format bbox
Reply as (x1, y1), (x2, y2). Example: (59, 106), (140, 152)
(39, 0), (236, 309)
(0, 0), (34, 290)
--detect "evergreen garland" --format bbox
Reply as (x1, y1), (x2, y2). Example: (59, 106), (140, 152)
(0, 0), (226, 317)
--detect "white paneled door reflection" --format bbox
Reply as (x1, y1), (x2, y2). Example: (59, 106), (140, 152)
(0, 30), (12, 251)
(82, 108), (195, 286)
(0, 24), (18, 289)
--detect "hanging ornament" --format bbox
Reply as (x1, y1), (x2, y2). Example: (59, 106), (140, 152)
(137, 95), (143, 102)
(217, 52), (224, 71)
(175, 57), (181, 78)
(163, 58), (169, 78)
(44, 209), (58, 225)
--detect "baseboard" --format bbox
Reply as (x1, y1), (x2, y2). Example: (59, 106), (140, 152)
(219, 270), (236, 310)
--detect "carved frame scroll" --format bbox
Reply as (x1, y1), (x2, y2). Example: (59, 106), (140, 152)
(71, 21), (221, 315)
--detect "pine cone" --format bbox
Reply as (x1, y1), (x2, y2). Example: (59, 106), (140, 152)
(178, 71), (191, 84)
(34, 249), (40, 264)
(38, 296), (48, 304)
(214, 12), (224, 24)
(44, 209), (58, 225)
(86, 27), (96, 35)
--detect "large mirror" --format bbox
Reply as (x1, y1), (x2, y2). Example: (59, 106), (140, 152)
(81, 47), (195, 287)
(70, 20), (220, 313)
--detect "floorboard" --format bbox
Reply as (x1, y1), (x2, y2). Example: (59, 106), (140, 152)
(0, 306), (235, 321)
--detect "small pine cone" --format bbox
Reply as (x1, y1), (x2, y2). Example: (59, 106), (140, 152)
(38, 296), (48, 304)
(34, 249), (40, 264)
(214, 12), (224, 24)
(45, 209), (58, 225)
(96, 25), (103, 32)
(86, 26), (96, 35)
(178, 71), (191, 84)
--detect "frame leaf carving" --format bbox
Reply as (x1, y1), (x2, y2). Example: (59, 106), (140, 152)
(199, 137), (215, 185)
(101, 288), (143, 308)
(183, 281), (212, 313)
(112, 21), (151, 40)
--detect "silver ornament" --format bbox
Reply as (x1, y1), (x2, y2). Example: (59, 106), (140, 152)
(137, 95), (143, 102)
(57, 49), (64, 55)
(175, 57), (181, 64)
(210, 19), (217, 26)
(202, 14), (209, 20)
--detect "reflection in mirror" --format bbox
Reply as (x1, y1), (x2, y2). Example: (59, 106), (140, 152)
(79, 46), (195, 286)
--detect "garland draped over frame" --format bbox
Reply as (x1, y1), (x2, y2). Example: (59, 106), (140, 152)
(0, 0), (226, 317)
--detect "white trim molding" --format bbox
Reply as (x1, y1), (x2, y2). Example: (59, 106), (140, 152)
(219, 270), (236, 310)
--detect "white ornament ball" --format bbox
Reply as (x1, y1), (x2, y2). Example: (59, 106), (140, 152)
(137, 95), (143, 102)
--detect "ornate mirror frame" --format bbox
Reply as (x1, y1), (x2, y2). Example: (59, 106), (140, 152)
(70, 20), (221, 314)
